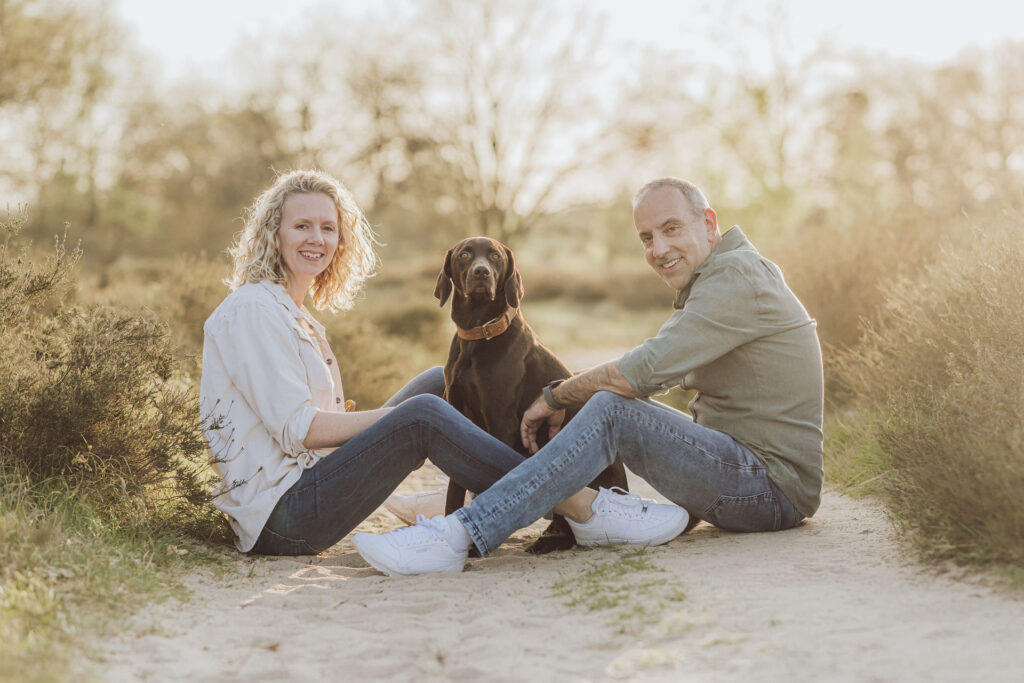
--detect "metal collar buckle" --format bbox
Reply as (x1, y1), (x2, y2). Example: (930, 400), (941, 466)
(481, 317), (501, 339)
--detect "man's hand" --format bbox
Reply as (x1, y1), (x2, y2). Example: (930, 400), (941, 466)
(520, 394), (565, 454)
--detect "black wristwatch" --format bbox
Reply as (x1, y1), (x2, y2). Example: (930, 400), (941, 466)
(542, 379), (568, 411)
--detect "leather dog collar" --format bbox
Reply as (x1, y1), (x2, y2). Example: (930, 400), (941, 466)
(456, 307), (518, 341)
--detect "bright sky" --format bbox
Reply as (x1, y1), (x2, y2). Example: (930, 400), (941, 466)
(117, 0), (1024, 78)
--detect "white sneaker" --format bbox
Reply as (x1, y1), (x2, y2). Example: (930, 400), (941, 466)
(352, 514), (469, 576)
(383, 479), (471, 525)
(567, 487), (689, 547)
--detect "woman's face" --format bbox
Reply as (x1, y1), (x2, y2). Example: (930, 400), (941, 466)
(277, 192), (341, 289)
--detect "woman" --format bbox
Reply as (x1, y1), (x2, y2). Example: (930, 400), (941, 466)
(200, 169), (680, 558)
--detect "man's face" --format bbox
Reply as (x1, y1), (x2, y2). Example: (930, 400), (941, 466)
(633, 186), (718, 291)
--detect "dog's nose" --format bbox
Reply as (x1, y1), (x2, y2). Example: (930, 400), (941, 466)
(472, 264), (491, 278)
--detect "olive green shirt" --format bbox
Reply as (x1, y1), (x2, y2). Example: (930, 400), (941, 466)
(617, 226), (824, 517)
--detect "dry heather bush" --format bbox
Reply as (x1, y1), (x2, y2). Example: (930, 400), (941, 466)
(834, 220), (1024, 565)
(83, 255), (229, 377)
(772, 209), (975, 397)
(0, 212), (227, 541)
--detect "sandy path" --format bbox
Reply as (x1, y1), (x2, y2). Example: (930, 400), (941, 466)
(93, 351), (1024, 681)
(93, 467), (1024, 682)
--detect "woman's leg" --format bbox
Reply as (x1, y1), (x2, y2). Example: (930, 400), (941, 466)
(252, 394), (525, 554)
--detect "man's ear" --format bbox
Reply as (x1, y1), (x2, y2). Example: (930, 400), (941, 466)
(434, 248), (454, 306)
(703, 208), (719, 240)
(503, 247), (524, 309)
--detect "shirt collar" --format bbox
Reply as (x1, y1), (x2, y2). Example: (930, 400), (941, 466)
(258, 280), (326, 336)
(672, 225), (750, 309)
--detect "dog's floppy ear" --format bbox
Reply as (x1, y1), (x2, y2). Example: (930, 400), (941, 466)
(503, 246), (524, 309)
(434, 247), (454, 307)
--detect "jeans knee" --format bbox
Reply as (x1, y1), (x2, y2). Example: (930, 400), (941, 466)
(395, 394), (465, 432)
(583, 390), (629, 416)
(397, 392), (448, 416)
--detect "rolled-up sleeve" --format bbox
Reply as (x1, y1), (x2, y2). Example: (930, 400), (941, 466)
(206, 301), (319, 458)
(617, 263), (761, 396)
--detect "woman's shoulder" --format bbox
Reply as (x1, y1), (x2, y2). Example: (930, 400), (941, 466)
(205, 281), (287, 330)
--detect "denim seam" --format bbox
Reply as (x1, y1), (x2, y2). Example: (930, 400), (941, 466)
(703, 490), (774, 521)
(258, 526), (317, 555)
(453, 507), (488, 555)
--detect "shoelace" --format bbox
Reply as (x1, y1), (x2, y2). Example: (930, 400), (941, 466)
(600, 486), (650, 516)
(391, 514), (448, 547)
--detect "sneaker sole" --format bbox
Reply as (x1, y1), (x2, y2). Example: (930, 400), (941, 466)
(351, 535), (466, 577)
(573, 513), (690, 548)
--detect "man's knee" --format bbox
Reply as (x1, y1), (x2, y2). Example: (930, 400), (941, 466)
(582, 390), (633, 416)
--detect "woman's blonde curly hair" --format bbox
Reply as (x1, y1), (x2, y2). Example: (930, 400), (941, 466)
(227, 169), (380, 311)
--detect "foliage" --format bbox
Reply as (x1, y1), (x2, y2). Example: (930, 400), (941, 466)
(831, 220), (1024, 566)
(0, 209), (228, 542)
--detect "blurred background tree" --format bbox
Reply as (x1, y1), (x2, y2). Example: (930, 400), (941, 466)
(3, 0), (1023, 340)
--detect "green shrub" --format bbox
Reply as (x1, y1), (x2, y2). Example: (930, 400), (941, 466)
(0, 210), (227, 542)
(833, 221), (1024, 566)
(81, 254), (230, 378)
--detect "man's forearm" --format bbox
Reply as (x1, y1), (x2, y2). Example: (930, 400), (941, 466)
(552, 361), (637, 408)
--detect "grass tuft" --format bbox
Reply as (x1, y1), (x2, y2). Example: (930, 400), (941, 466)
(552, 548), (687, 635)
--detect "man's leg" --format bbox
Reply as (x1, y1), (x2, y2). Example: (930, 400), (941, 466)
(608, 395), (803, 532)
(454, 391), (802, 556)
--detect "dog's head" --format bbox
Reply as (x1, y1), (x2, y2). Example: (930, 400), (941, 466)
(434, 236), (524, 309)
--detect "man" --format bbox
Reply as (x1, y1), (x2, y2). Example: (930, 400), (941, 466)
(353, 177), (823, 575)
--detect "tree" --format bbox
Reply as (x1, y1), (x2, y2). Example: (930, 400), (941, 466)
(400, 0), (619, 245)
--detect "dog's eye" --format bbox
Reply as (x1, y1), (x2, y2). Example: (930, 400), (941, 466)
(458, 252), (470, 259)
(489, 252), (501, 260)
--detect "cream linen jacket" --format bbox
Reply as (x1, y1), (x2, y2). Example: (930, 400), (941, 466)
(200, 280), (345, 551)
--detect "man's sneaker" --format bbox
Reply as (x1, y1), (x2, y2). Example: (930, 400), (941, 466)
(352, 514), (469, 576)
(383, 478), (471, 525)
(567, 486), (689, 547)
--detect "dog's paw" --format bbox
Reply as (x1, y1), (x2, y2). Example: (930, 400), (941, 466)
(525, 533), (575, 555)
(525, 517), (576, 555)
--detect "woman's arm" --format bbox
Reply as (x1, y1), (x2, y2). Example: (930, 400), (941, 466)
(302, 407), (393, 449)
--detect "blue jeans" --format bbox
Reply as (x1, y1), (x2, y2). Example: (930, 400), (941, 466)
(251, 367), (529, 555)
(454, 391), (804, 556)
(253, 371), (803, 556)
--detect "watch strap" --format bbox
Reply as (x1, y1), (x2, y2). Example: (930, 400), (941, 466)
(542, 379), (567, 410)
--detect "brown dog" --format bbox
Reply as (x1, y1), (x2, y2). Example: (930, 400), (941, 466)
(434, 236), (629, 553)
